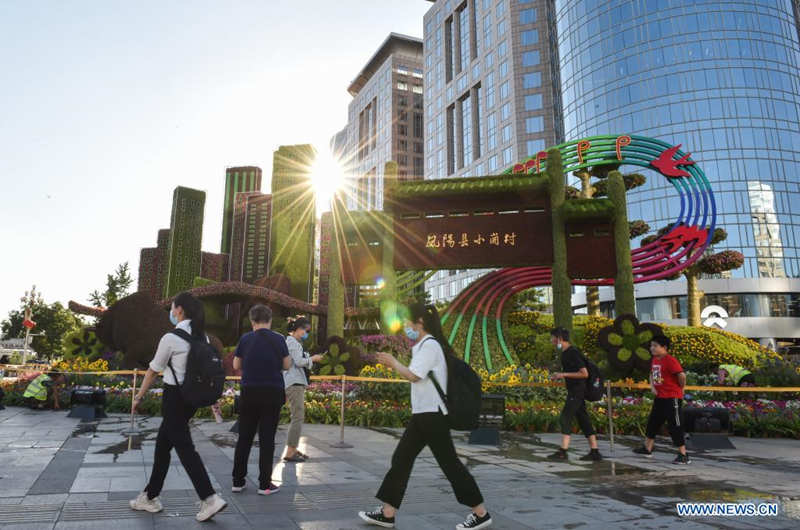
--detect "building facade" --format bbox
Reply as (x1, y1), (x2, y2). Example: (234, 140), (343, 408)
(137, 228), (171, 300)
(220, 166), (262, 255)
(422, 0), (561, 302)
(164, 186), (206, 298)
(270, 145), (316, 302)
(340, 33), (425, 212)
(557, 0), (800, 346)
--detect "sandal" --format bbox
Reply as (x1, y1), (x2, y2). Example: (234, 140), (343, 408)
(283, 453), (306, 463)
(297, 451), (309, 460)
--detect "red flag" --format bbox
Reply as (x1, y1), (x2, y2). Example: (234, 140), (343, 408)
(23, 318), (36, 329)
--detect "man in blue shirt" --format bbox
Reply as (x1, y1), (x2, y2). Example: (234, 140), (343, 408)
(232, 304), (290, 495)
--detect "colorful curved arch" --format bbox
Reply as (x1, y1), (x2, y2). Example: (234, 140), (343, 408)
(443, 135), (716, 370)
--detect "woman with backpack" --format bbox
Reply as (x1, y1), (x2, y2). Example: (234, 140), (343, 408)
(130, 291), (227, 522)
(358, 303), (492, 530)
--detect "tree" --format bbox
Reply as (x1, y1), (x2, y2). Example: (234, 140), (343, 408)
(641, 227), (744, 326)
(571, 165), (648, 315)
(1, 286), (81, 359)
(89, 262), (134, 308)
(511, 287), (547, 312)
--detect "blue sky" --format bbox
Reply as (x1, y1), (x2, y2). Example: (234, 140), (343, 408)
(0, 1), (431, 322)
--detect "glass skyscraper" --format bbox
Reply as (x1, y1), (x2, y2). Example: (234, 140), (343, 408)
(556, 0), (800, 346)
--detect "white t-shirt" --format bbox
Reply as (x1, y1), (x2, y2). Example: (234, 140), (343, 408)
(408, 335), (449, 415)
(149, 319), (192, 385)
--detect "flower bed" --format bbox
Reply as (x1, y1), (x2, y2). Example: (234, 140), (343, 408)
(2, 377), (798, 438)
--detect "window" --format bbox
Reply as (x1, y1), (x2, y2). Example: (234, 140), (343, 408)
(412, 68), (423, 78)
(399, 139), (408, 151)
(502, 124), (512, 143)
(488, 154), (498, 172)
(523, 72), (541, 88)
(413, 113), (423, 138)
(399, 124), (408, 136)
(485, 51), (494, 69)
(502, 146), (513, 165)
(485, 71), (495, 108)
(414, 157), (424, 177)
(525, 116), (544, 133)
(399, 110), (408, 122)
(397, 64), (409, 75)
(520, 8), (536, 24)
(458, 5), (470, 73)
(501, 102), (511, 121)
(527, 139), (545, 156)
(499, 60), (508, 78)
(498, 39), (507, 57)
(460, 94), (472, 167)
(445, 16), (454, 82)
(524, 94), (543, 110)
(522, 50), (540, 66)
(412, 85), (423, 94)
(499, 80), (509, 100)
(398, 95), (408, 106)
(414, 142), (423, 154)
(496, 0), (505, 17)
(497, 20), (507, 37)
(487, 112), (497, 150)
(521, 30), (538, 46)
(397, 81), (408, 90)
(483, 14), (492, 48)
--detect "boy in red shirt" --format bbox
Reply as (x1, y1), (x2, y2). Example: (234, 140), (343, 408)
(633, 335), (690, 464)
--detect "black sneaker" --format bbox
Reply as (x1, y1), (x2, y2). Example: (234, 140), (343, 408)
(673, 453), (691, 465)
(456, 511), (492, 529)
(579, 449), (602, 461)
(257, 483), (280, 495)
(633, 446), (653, 457)
(547, 448), (568, 460)
(358, 506), (395, 528)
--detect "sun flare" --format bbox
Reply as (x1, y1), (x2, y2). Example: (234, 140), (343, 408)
(310, 147), (346, 212)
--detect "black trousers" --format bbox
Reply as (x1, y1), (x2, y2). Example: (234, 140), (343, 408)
(646, 397), (685, 446)
(232, 385), (285, 489)
(376, 412), (483, 509)
(560, 392), (595, 437)
(145, 385), (214, 500)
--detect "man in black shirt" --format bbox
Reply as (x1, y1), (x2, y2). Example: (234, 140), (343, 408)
(548, 327), (602, 461)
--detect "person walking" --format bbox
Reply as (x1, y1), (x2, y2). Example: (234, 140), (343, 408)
(283, 316), (324, 463)
(548, 327), (602, 461)
(633, 335), (690, 464)
(231, 304), (291, 495)
(130, 292), (227, 521)
(358, 303), (492, 530)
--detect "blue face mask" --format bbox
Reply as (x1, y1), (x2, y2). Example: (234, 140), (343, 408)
(556, 341), (563, 351)
(169, 310), (178, 326)
(404, 326), (419, 342)
(301, 331), (309, 341)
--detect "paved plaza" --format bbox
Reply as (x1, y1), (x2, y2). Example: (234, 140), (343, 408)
(0, 406), (798, 529)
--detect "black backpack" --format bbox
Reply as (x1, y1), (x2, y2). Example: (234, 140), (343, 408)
(581, 352), (605, 402)
(425, 338), (482, 431)
(168, 329), (225, 408)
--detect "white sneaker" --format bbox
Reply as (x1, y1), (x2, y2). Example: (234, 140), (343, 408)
(231, 483), (246, 493)
(196, 493), (227, 522)
(129, 491), (163, 513)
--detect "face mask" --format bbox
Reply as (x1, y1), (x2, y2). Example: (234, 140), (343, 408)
(404, 326), (419, 342)
(556, 341), (563, 351)
(169, 310), (179, 326)
(301, 331), (309, 341)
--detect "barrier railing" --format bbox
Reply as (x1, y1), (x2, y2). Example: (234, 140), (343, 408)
(5, 368), (799, 452)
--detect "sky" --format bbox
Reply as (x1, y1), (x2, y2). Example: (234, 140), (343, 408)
(0, 0), (432, 323)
